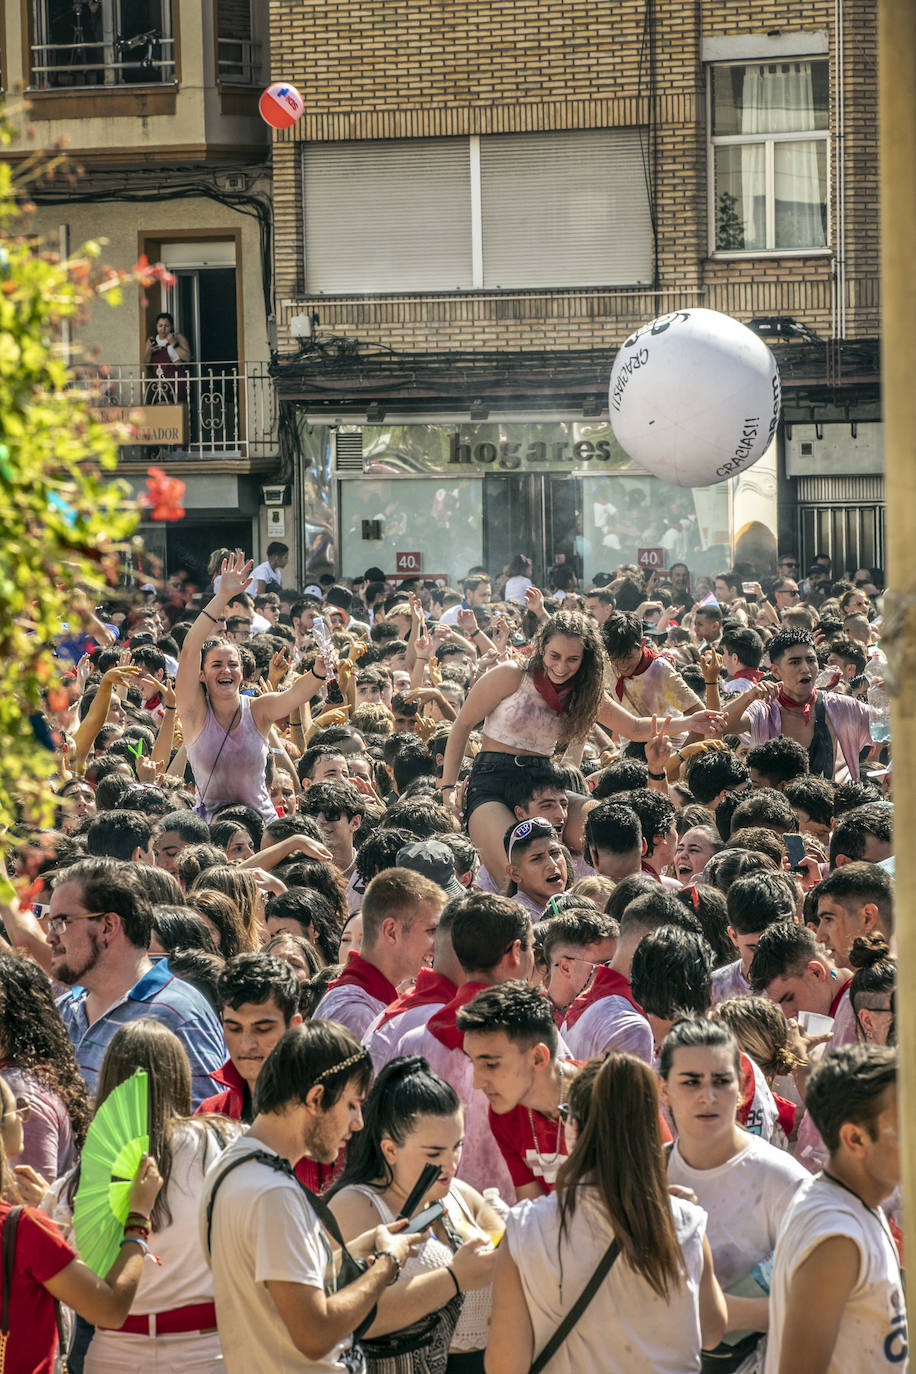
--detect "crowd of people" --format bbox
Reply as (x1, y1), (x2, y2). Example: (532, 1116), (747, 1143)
(0, 544), (901, 1374)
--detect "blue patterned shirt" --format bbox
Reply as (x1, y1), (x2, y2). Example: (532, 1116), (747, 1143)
(58, 958), (226, 1106)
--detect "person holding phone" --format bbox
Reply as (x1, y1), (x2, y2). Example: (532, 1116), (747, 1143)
(329, 1056), (501, 1374)
(144, 311), (191, 403)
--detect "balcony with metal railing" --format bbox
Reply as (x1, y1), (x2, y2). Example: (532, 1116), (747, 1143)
(29, 33), (176, 88)
(76, 361), (278, 463)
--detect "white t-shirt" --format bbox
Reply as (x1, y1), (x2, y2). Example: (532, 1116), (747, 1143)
(397, 1024), (517, 1204)
(710, 958), (751, 1009)
(200, 1136), (355, 1374)
(363, 1000), (450, 1070)
(248, 561), (282, 592)
(667, 1133), (808, 1289)
(793, 990), (860, 1174)
(766, 1175), (907, 1374)
(561, 995), (653, 1064)
(505, 1187), (707, 1374)
(312, 983), (387, 1040)
(504, 575), (533, 603)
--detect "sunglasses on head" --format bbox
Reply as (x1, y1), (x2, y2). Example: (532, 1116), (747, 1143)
(507, 816), (556, 860)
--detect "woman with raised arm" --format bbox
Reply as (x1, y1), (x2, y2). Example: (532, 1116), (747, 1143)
(175, 551), (328, 822)
(438, 610), (724, 892)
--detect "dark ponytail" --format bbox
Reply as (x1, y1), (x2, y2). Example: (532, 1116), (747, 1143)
(328, 1055), (461, 1196)
(849, 933), (896, 1045)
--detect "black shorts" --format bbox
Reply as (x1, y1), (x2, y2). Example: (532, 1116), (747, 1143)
(464, 750), (551, 824)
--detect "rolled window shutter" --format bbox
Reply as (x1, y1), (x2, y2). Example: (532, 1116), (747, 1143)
(479, 129), (654, 288)
(304, 139), (473, 293)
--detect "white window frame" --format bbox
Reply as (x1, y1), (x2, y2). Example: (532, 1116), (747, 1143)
(707, 60), (832, 259)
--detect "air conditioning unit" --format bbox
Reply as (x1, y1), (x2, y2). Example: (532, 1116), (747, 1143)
(335, 430), (364, 473)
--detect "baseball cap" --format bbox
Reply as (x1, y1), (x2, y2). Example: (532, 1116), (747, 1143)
(396, 840), (465, 899)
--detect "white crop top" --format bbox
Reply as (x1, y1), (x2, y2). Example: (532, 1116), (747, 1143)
(483, 674), (565, 755)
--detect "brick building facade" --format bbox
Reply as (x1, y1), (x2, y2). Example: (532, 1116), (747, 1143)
(267, 0), (882, 587)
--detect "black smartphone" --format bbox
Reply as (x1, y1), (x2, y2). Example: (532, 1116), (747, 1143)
(404, 1200), (445, 1233)
(396, 1163), (441, 1220)
(784, 834), (806, 871)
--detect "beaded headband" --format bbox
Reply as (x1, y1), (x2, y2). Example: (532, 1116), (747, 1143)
(313, 1048), (370, 1085)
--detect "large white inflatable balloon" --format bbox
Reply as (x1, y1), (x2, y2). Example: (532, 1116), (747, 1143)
(609, 309), (781, 488)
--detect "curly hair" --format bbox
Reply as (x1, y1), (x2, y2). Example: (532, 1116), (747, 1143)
(524, 610), (607, 746)
(0, 954), (92, 1149)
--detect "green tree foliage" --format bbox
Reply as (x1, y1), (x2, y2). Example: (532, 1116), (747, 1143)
(0, 135), (141, 830)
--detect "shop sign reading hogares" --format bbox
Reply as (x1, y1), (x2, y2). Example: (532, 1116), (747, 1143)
(359, 422), (634, 477)
(448, 434), (619, 468)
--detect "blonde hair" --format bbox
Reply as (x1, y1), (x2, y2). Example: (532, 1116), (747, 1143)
(714, 995), (801, 1081)
(569, 874), (616, 908)
(351, 703), (394, 737)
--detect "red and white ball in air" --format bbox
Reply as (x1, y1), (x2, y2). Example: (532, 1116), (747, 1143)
(608, 308), (782, 488)
(259, 82), (304, 130)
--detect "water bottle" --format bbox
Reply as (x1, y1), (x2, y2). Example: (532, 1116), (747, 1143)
(867, 680), (891, 742)
(864, 647), (888, 682)
(813, 667), (841, 691)
(311, 616), (338, 682)
(864, 647), (891, 740)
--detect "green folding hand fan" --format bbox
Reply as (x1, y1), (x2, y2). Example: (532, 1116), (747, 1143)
(73, 1069), (150, 1276)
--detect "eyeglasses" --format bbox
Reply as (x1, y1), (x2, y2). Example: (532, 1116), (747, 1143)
(3, 1097), (32, 1123)
(47, 910), (106, 935)
(556, 1103), (571, 1123)
(551, 955), (609, 970)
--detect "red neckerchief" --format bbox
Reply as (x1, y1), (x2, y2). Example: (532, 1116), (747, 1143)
(732, 667), (764, 683)
(641, 859), (661, 882)
(830, 978), (852, 1018)
(427, 981), (490, 1051)
(533, 669), (574, 715)
(563, 967), (643, 1031)
(375, 969), (458, 1029)
(735, 1052), (759, 1128)
(773, 1092), (798, 1139)
(613, 644), (658, 700)
(328, 951), (398, 1006)
(776, 686), (817, 725)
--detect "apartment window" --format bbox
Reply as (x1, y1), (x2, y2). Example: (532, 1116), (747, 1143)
(710, 61), (829, 254)
(216, 0), (261, 85)
(303, 131), (653, 294)
(30, 0), (175, 88)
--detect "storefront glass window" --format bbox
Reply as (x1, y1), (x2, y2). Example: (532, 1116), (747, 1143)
(331, 422), (732, 585)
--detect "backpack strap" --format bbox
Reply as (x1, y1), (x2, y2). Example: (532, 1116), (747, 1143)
(529, 1237), (620, 1374)
(205, 1150), (278, 1256)
(205, 1151), (376, 1342)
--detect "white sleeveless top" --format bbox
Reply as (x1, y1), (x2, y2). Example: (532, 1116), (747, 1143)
(766, 1175), (906, 1374)
(342, 1184), (493, 1351)
(483, 674), (565, 755)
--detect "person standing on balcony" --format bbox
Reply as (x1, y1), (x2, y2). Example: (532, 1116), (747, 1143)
(144, 312), (191, 404)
